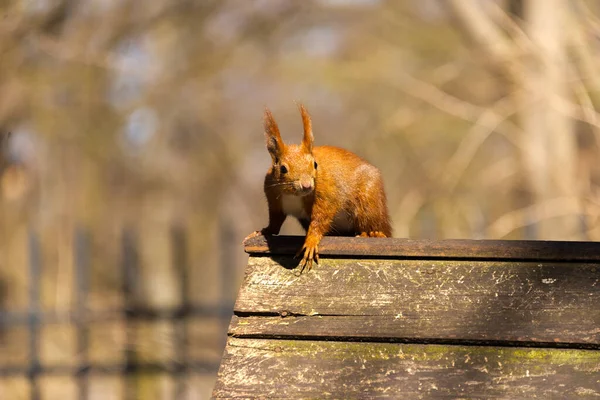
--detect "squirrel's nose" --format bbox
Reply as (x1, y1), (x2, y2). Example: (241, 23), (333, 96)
(301, 180), (313, 190)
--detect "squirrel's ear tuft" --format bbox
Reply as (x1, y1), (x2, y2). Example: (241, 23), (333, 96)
(298, 103), (313, 153)
(264, 107), (285, 162)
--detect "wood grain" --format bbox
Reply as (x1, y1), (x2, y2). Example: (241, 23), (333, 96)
(233, 257), (600, 346)
(213, 338), (600, 398)
(243, 235), (600, 261)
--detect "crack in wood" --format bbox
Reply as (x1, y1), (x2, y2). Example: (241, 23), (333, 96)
(235, 310), (372, 318)
(226, 333), (600, 351)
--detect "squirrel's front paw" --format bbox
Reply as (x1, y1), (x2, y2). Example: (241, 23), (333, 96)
(242, 230), (263, 244)
(243, 228), (277, 244)
(296, 239), (319, 273)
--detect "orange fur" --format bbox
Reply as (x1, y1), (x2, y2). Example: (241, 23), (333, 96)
(245, 104), (392, 272)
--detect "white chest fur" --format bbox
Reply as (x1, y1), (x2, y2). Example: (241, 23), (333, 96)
(281, 195), (309, 219)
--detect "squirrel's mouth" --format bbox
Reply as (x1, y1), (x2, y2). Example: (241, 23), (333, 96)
(289, 185), (314, 196)
(298, 188), (314, 196)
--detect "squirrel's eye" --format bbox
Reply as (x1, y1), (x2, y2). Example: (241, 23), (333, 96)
(314, 161), (318, 169)
(280, 165), (288, 174)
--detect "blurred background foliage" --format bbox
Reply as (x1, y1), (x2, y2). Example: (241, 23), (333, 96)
(1, 0), (600, 398)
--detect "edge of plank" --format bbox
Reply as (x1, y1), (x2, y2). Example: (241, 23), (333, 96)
(243, 235), (600, 261)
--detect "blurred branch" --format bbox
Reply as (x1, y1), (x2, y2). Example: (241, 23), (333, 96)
(569, 2), (600, 109)
(393, 188), (424, 238)
(429, 61), (466, 87)
(345, 44), (528, 197)
(441, 94), (521, 191)
(486, 0), (533, 53)
(574, 0), (600, 37)
(378, 60), (525, 149)
(39, 0), (76, 34)
(487, 196), (584, 238)
(477, 157), (517, 187)
(571, 67), (600, 147)
(0, 0), (75, 44)
(552, 96), (600, 140)
(381, 64), (526, 152)
(34, 35), (131, 73)
(447, 0), (518, 74)
(391, 68), (478, 121)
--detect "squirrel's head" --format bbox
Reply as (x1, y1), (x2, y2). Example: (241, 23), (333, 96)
(264, 104), (317, 196)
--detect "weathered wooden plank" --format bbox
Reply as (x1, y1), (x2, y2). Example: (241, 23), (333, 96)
(244, 235), (600, 261)
(234, 257), (600, 345)
(213, 338), (600, 398)
(229, 314), (600, 347)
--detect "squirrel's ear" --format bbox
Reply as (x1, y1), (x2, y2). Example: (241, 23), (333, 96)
(299, 104), (313, 153)
(264, 107), (284, 162)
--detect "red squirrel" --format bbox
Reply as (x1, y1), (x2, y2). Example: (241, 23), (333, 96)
(244, 104), (392, 272)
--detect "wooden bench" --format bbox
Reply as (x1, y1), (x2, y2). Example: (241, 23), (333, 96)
(213, 236), (600, 398)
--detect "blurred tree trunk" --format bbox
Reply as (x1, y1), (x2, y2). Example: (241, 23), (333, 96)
(449, 0), (582, 239)
(520, 0), (582, 239)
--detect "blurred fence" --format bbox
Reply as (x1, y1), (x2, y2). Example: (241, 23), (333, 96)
(0, 224), (236, 400)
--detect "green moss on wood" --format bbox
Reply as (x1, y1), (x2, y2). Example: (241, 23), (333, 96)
(252, 340), (600, 376)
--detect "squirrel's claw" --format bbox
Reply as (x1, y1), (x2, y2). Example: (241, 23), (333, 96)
(298, 243), (318, 273)
(242, 230), (263, 244)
